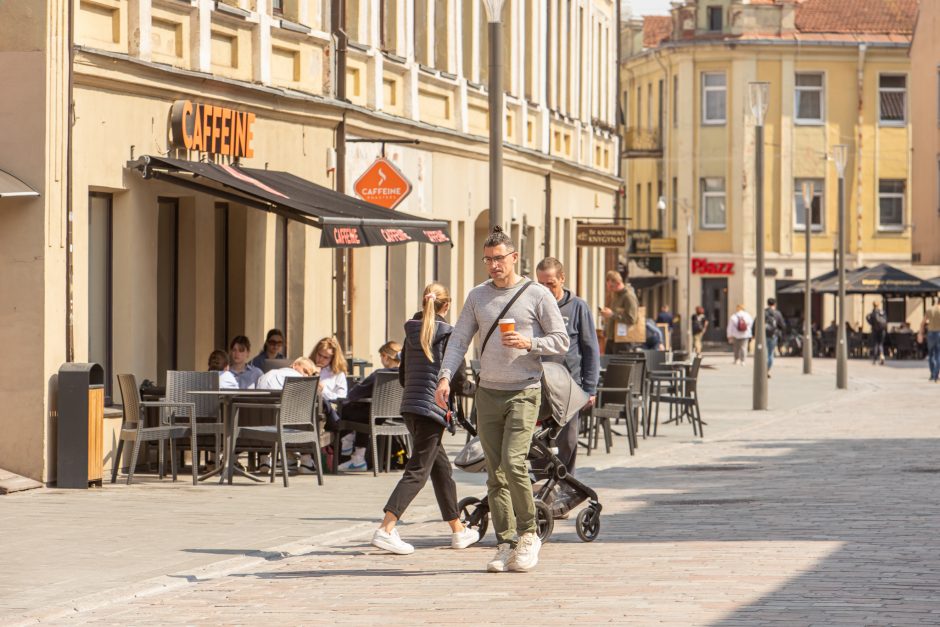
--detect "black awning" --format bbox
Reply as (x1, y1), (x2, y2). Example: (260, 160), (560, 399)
(127, 156), (451, 248)
(837, 264), (940, 296)
(777, 268), (865, 294)
(0, 168), (39, 198)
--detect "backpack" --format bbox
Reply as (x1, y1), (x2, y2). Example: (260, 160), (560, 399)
(736, 315), (748, 332)
(764, 309), (778, 337)
(868, 310), (886, 331)
(692, 314), (704, 334)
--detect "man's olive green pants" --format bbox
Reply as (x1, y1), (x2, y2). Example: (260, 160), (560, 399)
(474, 386), (541, 545)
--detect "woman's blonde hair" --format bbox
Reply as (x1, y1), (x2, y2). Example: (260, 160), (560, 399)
(379, 341), (402, 366)
(420, 283), (452, 361)
(309, 337), (348, 375)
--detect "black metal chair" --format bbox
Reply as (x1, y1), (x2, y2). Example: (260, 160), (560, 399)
(590, 362), (638, 456)
(648, 356), (705, 438)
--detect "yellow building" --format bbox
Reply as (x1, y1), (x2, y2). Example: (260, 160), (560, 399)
(0, 0), (621, 483)
(620, 0), (938, 345)
(911, 0), (940, 267)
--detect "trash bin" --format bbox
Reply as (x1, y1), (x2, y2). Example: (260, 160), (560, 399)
(57, 363), (105, 489)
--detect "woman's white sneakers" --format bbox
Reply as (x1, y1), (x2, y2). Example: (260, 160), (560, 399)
(371, 528), (414, 555)
(451, 527), (480, 549)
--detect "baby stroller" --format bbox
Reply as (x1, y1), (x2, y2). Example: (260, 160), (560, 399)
(453, 362), (603, 543)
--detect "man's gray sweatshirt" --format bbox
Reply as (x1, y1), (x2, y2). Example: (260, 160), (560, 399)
(438, 278), (570, 391)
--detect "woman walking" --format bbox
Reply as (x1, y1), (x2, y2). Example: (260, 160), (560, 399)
(371, 283), (479, 555)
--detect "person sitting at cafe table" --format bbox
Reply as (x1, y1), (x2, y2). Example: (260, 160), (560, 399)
(334, 341), (402, 471)
(296, 337), (350, 473)
(207, 349), (239, 389)
(255, 356), (316, 390)
(229, 335), (263, 389)
(250, 328), (286, 369)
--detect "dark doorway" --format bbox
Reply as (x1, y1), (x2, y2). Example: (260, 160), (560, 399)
(156, 197), (180, 386)
(775, 280), (823, 332)
(701, 277), (728, 342)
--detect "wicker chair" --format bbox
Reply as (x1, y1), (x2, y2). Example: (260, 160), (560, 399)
(165, 371), (225, 485)
(333, 371), (411, 476)
(111, 374), (192, 485)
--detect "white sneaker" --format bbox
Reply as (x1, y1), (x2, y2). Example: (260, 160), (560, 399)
(508, 532), (542, 572)
(486, 543), (513, 572)
(371, 528), (414, 555)
(451, 527), (480, 549)
(337, 458), (367, 471)
(340, 432), (356, 456)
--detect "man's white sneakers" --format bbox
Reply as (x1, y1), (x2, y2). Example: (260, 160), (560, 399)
(371, 528), (414, 555)
(508, 532), (542, 572)
(451, 527), (480, 549)
(486, 543), (514, 572)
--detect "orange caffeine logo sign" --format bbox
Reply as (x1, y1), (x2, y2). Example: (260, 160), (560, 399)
(353, 158), (412, 209)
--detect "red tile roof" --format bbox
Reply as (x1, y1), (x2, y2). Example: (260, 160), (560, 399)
(643, 16), (673, 48)
(795, 0), (918, 35)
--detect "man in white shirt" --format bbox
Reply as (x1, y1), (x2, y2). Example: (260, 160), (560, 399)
(255, 357), (316, 389)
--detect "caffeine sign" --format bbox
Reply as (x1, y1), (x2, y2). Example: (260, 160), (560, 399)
(169, 100), (256, 158)
(353, 158), (412, 209)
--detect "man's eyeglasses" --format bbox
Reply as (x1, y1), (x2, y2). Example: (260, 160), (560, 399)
(481, 253), (516, 265)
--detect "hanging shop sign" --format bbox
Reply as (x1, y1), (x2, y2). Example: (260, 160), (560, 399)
(691, 257), (734, 275)
(169, 100), (256, 158)
(353, 157), (412, 209)
(577, 224), (628, 247)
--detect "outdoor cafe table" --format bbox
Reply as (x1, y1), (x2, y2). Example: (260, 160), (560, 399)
(187, 389), (281, 484)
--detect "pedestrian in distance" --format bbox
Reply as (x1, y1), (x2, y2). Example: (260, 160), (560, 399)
(727, 305), (753, 366)
(435, 227), (569, 573)
(535, 257), (599, 491)
(867, 301), (887, 365)
(691, 306), (709, 355)
(921, 301), (940, 382)
(655, 305), (674, 328)
(371, 283), (480, 555)
(764, 298), (786, 378)
(600, 270), (639, 355)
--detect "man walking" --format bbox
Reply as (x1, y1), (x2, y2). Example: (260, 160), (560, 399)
(922, 302), (940, 382)
(867, 301), (887, 365)
(435, 228), (569, 573)
(691, 306), (709, 355)
(535, 257), (599, 492)
(764, 298), (786, 378)
(600, 270), (639, 354)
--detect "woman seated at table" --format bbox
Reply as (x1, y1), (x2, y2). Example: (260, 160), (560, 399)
(255, 356), (316, 390)
(294, 337), (349, 473)
(207, 350), (239, 389)
(250, 328), (286, 369)
(335, 341), (401, 471)
(229, 335), (263, 389)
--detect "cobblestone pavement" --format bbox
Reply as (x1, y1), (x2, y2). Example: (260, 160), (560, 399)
(4, 355), (940, 625)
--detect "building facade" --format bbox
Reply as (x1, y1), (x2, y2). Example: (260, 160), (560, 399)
(0, 0), (620, 483)
(620, 0), (937, 344)
(911, 0), (940, 267)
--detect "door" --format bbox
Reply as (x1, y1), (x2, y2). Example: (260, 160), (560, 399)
(701, 278), (728, 342)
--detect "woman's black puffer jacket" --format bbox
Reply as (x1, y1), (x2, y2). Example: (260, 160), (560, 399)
(399, 312), (466, 427)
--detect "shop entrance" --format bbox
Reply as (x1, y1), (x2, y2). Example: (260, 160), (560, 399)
(701, 277), (728, 342)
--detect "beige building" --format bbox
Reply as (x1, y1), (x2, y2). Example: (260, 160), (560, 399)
(0, 0), (621, 483)
(911, 0), (940, 267)
(620, 0), (938, 345)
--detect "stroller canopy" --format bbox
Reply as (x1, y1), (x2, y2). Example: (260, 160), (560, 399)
(540, 361), (590, 427)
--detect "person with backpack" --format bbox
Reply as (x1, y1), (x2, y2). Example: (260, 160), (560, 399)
(764, 298), (787, 378)
(370, 282), (479, 555)
(866, 301), (887, 365)
(726, 304), (754, 366)
(691, 306), (709, 355)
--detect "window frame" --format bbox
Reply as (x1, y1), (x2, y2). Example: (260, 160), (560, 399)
(793, 177), (825, 232)
(878, 73), (907, 126)
(877, 178), (906, 232)
(700, 177), (727, 230)
(706, 6), (722, 32)
(794, 72), (825, 125)
(701, 72), (727, 126)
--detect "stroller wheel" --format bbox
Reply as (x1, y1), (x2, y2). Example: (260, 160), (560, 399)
(535, 500), (554, 542)
(457, 496), (489, 539)
(575, 506), (601, 542)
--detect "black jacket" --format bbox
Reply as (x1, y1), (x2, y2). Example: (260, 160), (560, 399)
(399, 312), (466, 427)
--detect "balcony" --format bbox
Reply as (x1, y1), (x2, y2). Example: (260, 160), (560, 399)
(622, 128), (663, 158)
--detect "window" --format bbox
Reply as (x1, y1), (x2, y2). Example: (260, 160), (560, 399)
(700, 177), (726, 229)
(878, 179), (905, 230)
(795, 73), (824, 124)
(673, 74), (678, 128)
(414, 0), (429, 65)
(271, 0), (284, 15)
(707, 6), (722, 31)
(879, 74), (907, 125)
(636, 85), (642, 128)
(702, 72), (726, 125)
(433, 0), (449, 71)
(88, 193), (113, 405)
(794, 178), (824, 231)
(646, 83), (652, 131)
(380, 0), (399, 53)
(671, 176), (678, 231)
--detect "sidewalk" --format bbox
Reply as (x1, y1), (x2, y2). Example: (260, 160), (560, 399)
(3, 354), (939, 624)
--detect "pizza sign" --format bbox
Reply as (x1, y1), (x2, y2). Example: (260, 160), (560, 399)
(353, 157), (412, 209)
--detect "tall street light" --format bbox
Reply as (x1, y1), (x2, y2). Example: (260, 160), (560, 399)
(749, 81), (769, 410)
(686, 207), (693, 354)
(801, 182), (814, 375)
(483, 0), (505, 232)
(833, 144), (849, 390)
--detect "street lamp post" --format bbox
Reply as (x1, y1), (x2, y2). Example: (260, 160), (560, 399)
(686, 211), (693, 354)
(801, 182), (814, 375)
(833, 144), (849, 390)
(483, 0), (505, 232)
(749, 82), (769, 410)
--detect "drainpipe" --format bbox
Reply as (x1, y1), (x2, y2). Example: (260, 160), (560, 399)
(331, 0), (349, 349)
(544, 173), (552, 255)
(65, 0), (75, 362)
(855, 44), (866, 262)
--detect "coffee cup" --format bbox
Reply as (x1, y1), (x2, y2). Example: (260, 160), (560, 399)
(498, 318), (516, 334)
